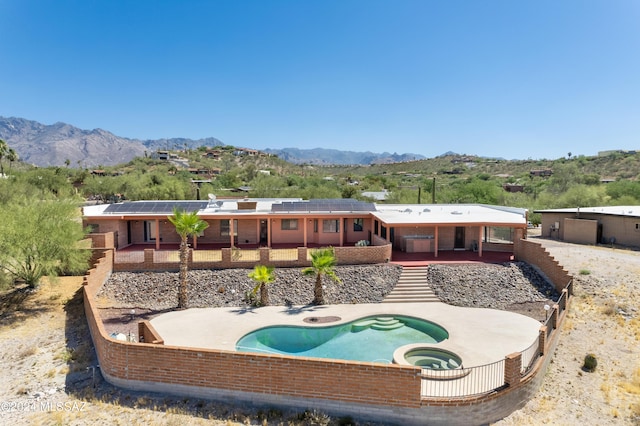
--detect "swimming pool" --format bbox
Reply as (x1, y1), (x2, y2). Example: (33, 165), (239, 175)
(236, 315), (449, 364)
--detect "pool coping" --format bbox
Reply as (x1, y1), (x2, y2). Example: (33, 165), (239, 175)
(150, 302), (541, 368)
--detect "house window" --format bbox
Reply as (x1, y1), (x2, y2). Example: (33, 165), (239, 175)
(353, 218), (364, 232)
(484, 227), (513, 244)
(323, 219), (340, 233)
(314, 219), (318, 233)
(220, 219), (238, 236)
(374, 220), (379, 235)
(381, 225), (387, 239)
(281, 219), (298, 230)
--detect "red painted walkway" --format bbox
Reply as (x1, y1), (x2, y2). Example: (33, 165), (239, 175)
(390, 250), (514, 267)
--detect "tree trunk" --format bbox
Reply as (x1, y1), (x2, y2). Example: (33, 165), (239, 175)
(178, 237), (189, 309)
(313, 274), (324, 305)
(260, 283), (269, 306)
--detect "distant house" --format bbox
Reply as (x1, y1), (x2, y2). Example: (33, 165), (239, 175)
(233, 148), (259, 157)
(598, 149), (638, 156)
(188, 168), (217, 177)
(361, 189), (389, 201)
(502, 184), (524, 193)
(156, 151), (170, 161)
(535, 206), (640, 247)
(530, 169), (553, 177)
(202, 149), (222, 159)
(91, 170), (106, 176)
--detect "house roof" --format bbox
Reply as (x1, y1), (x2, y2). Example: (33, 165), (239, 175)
(361, 190), (389, 201)
(83, 199), (528, 226)
(534, 206), (640, 219)
(372, 204), (527, 226)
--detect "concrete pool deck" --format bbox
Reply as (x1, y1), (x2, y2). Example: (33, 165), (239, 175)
(150, 302), (541, 368)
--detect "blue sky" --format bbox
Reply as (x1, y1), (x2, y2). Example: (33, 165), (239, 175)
(1, 1), (639, 159)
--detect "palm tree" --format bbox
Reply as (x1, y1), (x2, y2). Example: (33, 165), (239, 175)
(302, 247), (341, 305)
(248, 265), (275, 306)
(0, 139), (8, 176)
(6, 148), (18, 173)
(168, 207), (209, 309)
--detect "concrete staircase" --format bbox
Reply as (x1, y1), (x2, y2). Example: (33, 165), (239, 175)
(382, 266), (440, 303)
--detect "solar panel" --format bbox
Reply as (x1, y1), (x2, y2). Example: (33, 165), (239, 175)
(103, 201), (208, 214)
(271, 199), (376, 213)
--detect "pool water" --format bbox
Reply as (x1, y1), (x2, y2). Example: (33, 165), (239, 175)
(236, 316), (449, 364)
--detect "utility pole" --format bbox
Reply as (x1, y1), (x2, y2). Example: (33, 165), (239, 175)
(432, 177), (436, 203)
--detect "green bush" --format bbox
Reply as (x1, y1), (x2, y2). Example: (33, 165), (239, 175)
(582, 353), (598, 372)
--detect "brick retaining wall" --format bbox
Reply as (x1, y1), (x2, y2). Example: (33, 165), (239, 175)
(82, 236), (572, 426)
(514, 239), (572, 292)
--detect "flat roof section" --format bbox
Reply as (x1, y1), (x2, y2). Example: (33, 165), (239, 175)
(373, 204), (527, 226)
(534, 206), (640, 218)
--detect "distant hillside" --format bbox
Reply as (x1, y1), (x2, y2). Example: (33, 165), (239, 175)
(263, 147), (425, 165)
(1, 116), (424, 167)
(0, 117), (224, 167)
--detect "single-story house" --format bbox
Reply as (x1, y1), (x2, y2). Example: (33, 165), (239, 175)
(361, 189), (389, 201)
(535, 206), (640, 247)
(83, 199), (528, 259)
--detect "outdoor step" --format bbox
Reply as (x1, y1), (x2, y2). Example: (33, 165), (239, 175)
(383, 297), (440, 302)
(389, 291), (435, 296)
(382, 266), (439, 303)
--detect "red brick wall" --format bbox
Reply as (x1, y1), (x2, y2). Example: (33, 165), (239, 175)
(112, 243), (393, 271)
(514, 239), (572, 292)
(82, 244), (571, 424)
(138, 320), (164, 345)
(86, 232), (115, 249)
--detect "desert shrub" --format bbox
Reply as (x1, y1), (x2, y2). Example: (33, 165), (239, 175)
(583, 353), (598, 372)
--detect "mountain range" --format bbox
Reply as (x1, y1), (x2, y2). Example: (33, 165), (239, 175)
(0, 116), (425, 167)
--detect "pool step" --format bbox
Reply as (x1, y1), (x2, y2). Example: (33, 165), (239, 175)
(352, 317), (404, 332)
(370, 321), (403, 331)
(382, 266), (440, 303)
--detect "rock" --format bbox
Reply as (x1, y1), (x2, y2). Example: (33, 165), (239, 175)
(99, 264), (403, 309)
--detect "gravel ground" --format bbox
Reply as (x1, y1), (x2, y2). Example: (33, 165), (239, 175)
(96, 261), (557, 336)
(98, 264), (404, 310)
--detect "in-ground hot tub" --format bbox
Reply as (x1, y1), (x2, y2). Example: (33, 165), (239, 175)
(405, 347), (462, 369)
(393, 344), (469, 379)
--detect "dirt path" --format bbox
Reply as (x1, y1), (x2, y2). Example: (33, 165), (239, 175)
(0, 239), (638, 425)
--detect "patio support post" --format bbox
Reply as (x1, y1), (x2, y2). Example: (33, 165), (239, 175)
(230, 218), (235, 248)
(434, 226), (439, 258)
(478, 226), (483, 257)
(267, 220), (272, 247)
(155, 219), (160, 250)
(303, 218), (308, 247)
(339, 216), (343, 246)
